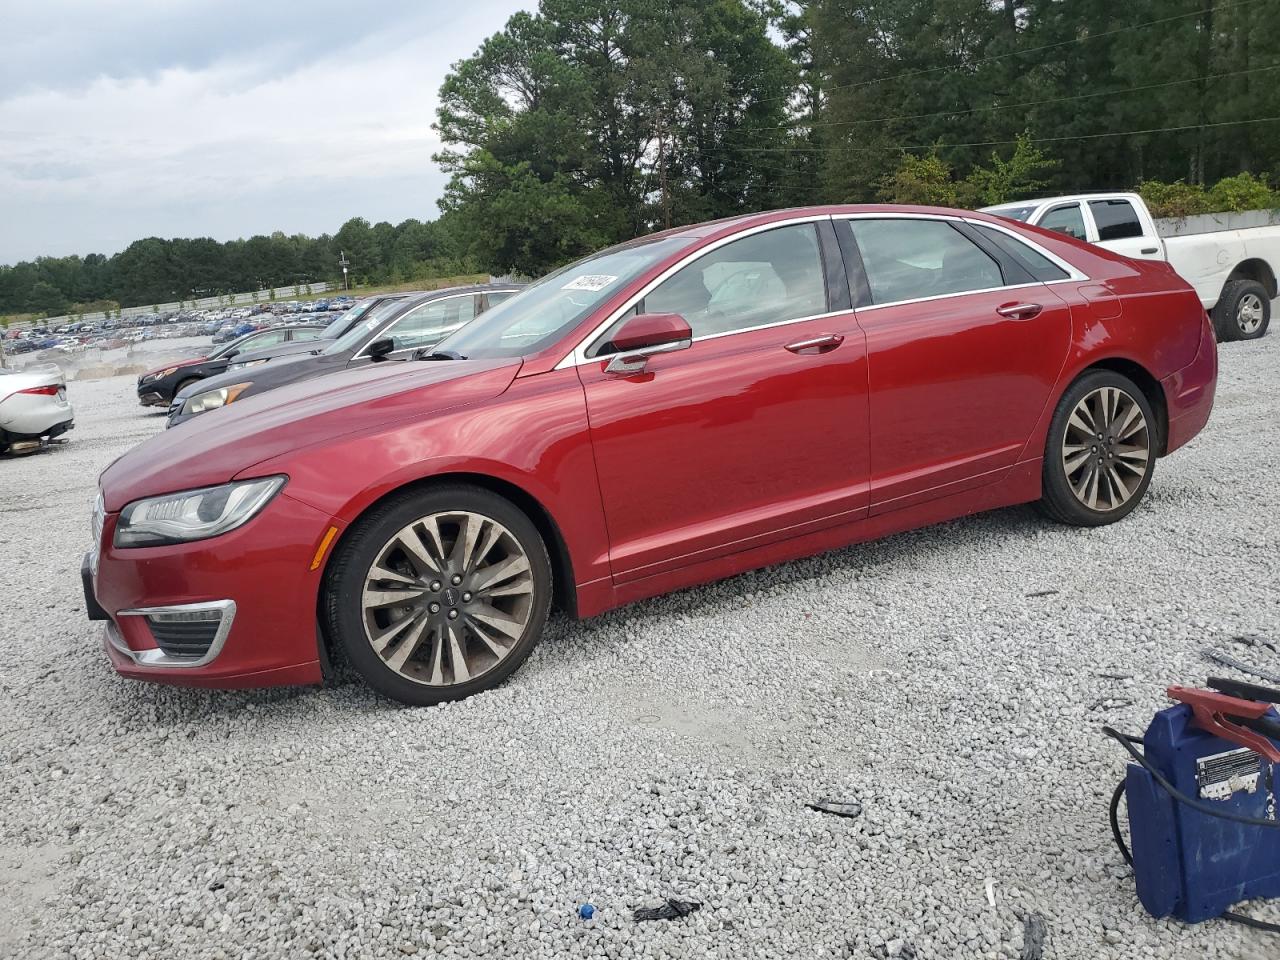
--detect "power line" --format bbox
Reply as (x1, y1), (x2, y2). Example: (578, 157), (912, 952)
(733, 62), (1280, 136)
(728, 116), (1280, 154)
(754, 0), (1263, 108)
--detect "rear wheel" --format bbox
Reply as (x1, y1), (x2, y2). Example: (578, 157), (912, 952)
(1212, 279), (1270, 341)
(323, 485), (552, 706)
(1039, 370), (1156, 527)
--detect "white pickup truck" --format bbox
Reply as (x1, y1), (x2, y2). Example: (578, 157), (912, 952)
(981, 192), (1278, 342)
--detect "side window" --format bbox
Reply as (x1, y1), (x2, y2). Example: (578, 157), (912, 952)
(485, 291), (516, 310)
(1088, 199), (1144, 241)
(847, 219), (1004, 305)
(290, 328), (325, 341)
(641, 223), (826, 337)
(382, 296), (478, 352)
(246, 330), (287, 349)
(1039, 203), (1088, 240)
(973, 225), (1069, 282)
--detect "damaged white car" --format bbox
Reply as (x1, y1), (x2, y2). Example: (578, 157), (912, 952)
(0, 364), (74, 455)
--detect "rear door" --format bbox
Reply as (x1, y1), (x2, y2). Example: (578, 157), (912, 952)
(841, 215), (1075, 514)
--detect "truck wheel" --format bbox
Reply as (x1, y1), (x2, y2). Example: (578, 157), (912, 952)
(1212, 279), (1270, 341)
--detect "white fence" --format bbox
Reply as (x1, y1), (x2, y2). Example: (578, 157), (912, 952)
(10, 281), (336, 331)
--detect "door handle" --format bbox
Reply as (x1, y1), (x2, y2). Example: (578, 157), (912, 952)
(995, 302), (1043, 321)
(1141, 247), (1159, 255)
(784, 333), (844, 354)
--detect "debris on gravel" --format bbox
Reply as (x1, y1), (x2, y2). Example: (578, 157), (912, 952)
(1, 334), (1279, 958)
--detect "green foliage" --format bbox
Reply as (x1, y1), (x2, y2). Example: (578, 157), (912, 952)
(1206, 172), (1277, 213)
(1140, 174), (1280, 218)
(1138, 180), (1212, 219)
(433, 0), (797, 274)
(961, 134), (1058, 206)
(878, 149), (959, 206)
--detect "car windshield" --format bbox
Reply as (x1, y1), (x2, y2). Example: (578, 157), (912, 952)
(990, 205), (1036, 222)
(318, 302), (371, 338)
(435, 235), (696, 360)
(322, 298), (410, 355)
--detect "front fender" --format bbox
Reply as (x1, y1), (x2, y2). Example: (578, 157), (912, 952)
(248, 367), (614, 598)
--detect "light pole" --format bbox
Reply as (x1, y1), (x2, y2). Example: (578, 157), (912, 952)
(338, 251), (351, 291)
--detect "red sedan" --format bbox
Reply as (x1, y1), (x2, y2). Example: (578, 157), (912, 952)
(85, 205), (1217, 706)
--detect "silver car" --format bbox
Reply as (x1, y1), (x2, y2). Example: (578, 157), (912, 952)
(0, 364), (74, 454)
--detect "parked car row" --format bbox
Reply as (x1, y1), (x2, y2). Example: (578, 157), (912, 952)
(167, 286), (520, 425)
(3, 294), (357, 359)
(86, 203), (1216, 709)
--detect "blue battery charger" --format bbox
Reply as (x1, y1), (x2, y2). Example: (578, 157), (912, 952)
(1124, 702), (1280, 923)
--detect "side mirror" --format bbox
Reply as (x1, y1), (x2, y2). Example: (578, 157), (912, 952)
(605, 313), (692, 374)
(225, 349), (239, 359)
(367, 337), (396, 362)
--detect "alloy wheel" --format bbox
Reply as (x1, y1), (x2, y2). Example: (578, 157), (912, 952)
(1237, 293), (1265, 335)
(360, 511), (536, 686)
(1061, 386), (1150, 512)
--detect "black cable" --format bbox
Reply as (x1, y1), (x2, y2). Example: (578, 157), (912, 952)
(1102, 727), (1280, 829)
(1103, 727), (1280, 934)
(1223, 910), (1280, 933)
(1109, 779), (1133, 867)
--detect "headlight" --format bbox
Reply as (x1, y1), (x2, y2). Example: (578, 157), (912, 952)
(183, 382), (252, 415)
(142, 366), (179, 383)
(113, 476), (285, 547)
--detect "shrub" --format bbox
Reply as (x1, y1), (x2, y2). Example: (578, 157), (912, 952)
(1206, 172), (1277, 212)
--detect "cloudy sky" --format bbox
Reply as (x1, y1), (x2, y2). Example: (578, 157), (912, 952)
(0, 0), (533, 265)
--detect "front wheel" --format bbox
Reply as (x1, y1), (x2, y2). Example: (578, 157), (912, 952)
(1038, 371), (1156, 527)
(323, 485), (552, 706)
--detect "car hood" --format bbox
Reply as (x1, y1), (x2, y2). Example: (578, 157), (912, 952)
(100, 358), (523, 511)
(140, 356), (206, 378)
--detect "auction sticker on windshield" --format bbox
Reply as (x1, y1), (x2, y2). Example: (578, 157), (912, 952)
(562, 275), (617, 292)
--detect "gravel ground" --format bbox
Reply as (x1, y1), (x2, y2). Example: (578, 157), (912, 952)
(1, 331), (1277, 960)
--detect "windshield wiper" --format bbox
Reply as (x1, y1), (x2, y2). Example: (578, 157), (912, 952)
(415, 349), (468, 361)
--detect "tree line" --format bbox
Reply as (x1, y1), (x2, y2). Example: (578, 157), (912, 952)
(0, 217), (459, 319)
(6, 0), (1279, 315)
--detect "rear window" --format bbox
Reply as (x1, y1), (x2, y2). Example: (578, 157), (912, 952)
(1089, 199), (1144, 241)
(973, 225), (1069, 282)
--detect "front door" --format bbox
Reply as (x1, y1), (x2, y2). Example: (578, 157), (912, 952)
(577, 221), (870, 582)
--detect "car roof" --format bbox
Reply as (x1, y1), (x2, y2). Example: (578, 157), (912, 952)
(981, 192), (1143, 213)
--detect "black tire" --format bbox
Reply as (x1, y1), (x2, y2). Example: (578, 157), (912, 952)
(1211, 278), (1270, 342)
(1038, 370), (1157, 527)
(172, 377), (201, 400)
(322, 484), (552, 707)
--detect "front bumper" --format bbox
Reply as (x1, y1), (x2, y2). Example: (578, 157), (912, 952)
(86, 491), (339, 689)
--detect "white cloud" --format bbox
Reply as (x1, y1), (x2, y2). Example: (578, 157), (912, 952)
(0, 0), (532, 263)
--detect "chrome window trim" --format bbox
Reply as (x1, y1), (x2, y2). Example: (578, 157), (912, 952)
(553, 212), (1091, 368)
(554, 214), (833, 370)
(836, 212), (1090, 285)
(854, 281), (1045, 313)
(352, 292), (482, 361)
(110, 599), (237, 669)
